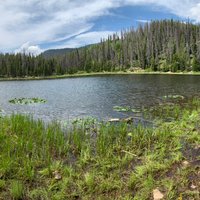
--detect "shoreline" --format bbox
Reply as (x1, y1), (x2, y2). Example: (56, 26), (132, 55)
(0, 98), (199, 199)
(1, 71), (200, 81)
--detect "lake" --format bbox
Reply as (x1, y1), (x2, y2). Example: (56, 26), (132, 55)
(0, 74), (200, 123)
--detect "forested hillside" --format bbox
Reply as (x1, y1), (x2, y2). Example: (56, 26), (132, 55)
(0, 20), (200, 77)
(42, 48), (75, 58)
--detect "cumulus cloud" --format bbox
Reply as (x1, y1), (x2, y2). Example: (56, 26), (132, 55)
(0, 0), (199, 52)
(14, 42), (43, 56)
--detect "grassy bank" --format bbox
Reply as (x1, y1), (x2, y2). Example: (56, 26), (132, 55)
(0, 99), (200, 199)
(1, 70), (200, 81)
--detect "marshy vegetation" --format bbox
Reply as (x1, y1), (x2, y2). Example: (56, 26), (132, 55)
(0, 97), (199, 199)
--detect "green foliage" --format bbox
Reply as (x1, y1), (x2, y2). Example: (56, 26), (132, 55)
(1, 20), (200, 78)
(0, 98), (200, 199)
(29, 188), (49, 200)
(0, 180), (6, 190)
(150, 57), (157, 71)
(192, 56), (200, 71)
(10, 180), (24, 200)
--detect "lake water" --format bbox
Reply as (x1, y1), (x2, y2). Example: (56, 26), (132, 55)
(0, 74), (200, 123)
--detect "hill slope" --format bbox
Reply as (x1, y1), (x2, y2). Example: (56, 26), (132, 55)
(42, 48), (75, 58)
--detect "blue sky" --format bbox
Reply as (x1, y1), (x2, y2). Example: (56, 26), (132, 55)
(0, 0), (200, 55)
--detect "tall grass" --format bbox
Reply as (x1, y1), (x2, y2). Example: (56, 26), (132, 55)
(0, 98), (199, 199)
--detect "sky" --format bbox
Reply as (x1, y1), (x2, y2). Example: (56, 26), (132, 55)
(0, 0), (200, 55)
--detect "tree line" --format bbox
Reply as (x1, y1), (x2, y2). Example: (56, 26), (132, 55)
(0, 20), (200, 77)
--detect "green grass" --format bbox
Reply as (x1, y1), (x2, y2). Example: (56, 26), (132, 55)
(0, 98), (200, 199)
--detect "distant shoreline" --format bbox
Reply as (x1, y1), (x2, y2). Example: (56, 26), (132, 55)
(1, 71), (200, 81)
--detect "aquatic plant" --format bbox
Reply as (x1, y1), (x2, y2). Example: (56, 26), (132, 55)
(9, 97), (47, 105)
(113, 106), (141, 113)
(163, 94), (185, 100)
(113, 105), (131, 112)
(131, 108), (141, 113)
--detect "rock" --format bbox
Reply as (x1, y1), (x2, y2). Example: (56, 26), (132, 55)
(153, 188), (164, 200)
(108, 117), (133, 123)
(194, 144), (200, 150)
(53, 171), (62, 180)
(190, 184), (197, 189)
(182, 160), (190, 167)
(108, 118), (120, 122)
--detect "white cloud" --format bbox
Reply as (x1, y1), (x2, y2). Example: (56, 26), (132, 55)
(0, 0), (199, 52)
(0, 0), (116, 51)
(136, 19), (151, 23)
(53, 31), (118, 49)
(15, 42), (43, 56)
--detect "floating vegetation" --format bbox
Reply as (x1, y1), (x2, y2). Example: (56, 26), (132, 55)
(72, 117), (97, 126)
(143, 97), (200, 122)
(163, 94), (185, 100)
(72, 117), (98, 133)
(113, 106), (141, 113)
(113, 106), (131, 112)
(9, 98), (47, 105)
(131, 108), (141, 113)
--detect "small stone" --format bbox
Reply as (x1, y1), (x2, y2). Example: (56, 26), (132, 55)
(108, 118), (120, 122)
(194, 144), (200, 150)
(53, 171), (62, 180)
(190, 184), (197, 189)
(153, 188), (164, 200)
(182, 161), (190, 167)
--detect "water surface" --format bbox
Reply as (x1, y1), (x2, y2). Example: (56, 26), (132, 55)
(0, 74), (200, 122)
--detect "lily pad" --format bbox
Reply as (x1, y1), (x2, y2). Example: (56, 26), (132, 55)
(131, 108), (141, 113)
(113, 106), (141, 113)
(9, 98), (47, 105)
(163, 95), (184, 100)
(113, 106), (131, 112)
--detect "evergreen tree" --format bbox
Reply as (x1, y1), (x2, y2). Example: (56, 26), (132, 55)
(1, 20), (200, 77)
(192, 56), (200, 71)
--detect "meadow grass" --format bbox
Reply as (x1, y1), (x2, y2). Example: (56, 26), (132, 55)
(0, 98), (199, 199)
